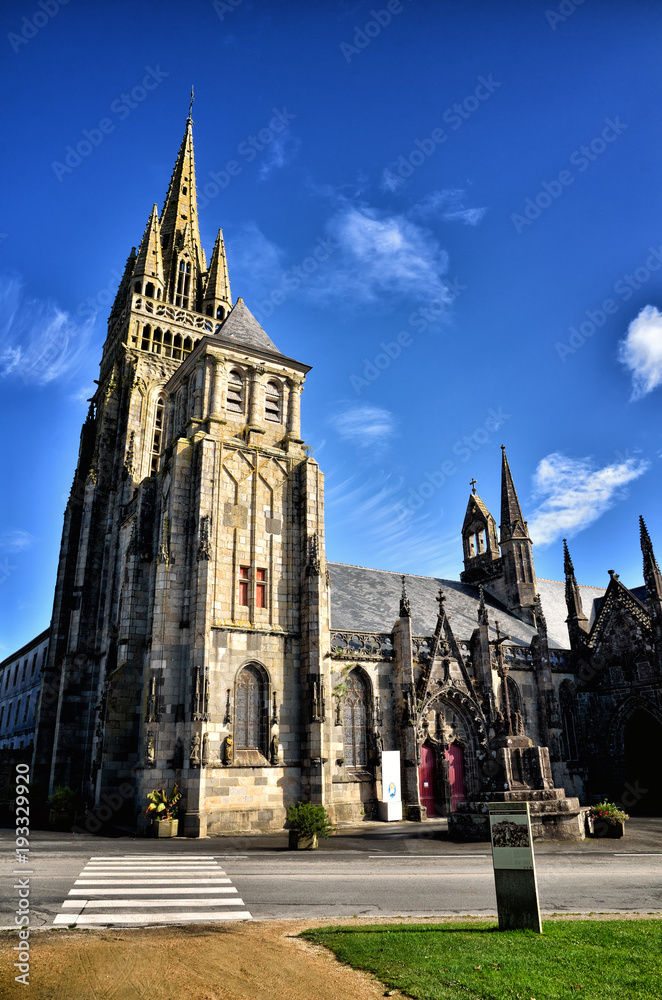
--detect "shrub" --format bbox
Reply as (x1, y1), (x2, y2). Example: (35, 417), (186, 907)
(48, 785), (78, 815)
(286, 801), (333, 847)
(145, 785), (181, 821)
(589, 800), (629, 824)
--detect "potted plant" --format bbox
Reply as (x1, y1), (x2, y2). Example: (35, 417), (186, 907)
(145, 784), (181, 837)
(48, 785), (79, 830)
(286, 801), (334, 850)
(587, 800), (629, 838)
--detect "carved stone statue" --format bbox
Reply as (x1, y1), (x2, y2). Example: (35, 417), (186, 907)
(190, 732), (201, 767)
(270, 733), (279, 765)
(224, 733), (234, 766)
(201, 732), (210, 767)
(144, 732), (155, 765)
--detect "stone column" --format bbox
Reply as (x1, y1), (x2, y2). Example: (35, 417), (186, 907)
(286, 378), (303, 443)
(209, 358), (226, 420)
(192, 362), (205, 421)
(248, 366), (265, 431)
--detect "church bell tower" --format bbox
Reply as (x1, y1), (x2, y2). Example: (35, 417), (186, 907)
(33, 107), (332, 836)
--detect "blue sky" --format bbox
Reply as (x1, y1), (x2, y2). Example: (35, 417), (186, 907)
(2, 0), (662, 653)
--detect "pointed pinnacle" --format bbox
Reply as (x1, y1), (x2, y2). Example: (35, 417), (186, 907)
(399, 575), (411, 618)
(563, 538), (575, 576)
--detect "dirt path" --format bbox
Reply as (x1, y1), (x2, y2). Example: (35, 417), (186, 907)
(0, 918), (412, 1000)
(2, 913), (658, 1000)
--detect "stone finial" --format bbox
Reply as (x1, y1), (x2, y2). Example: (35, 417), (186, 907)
(399, 575), (411, 618)
(478, 584), (489, 626)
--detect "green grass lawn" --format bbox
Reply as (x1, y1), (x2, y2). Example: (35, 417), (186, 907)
(301, 919), (662, 999)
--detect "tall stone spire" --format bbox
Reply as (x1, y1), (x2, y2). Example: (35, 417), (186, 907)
(563, 538), (589, 641)
(133, 205), (164, 297)
(500, 445), (528, 541)
(497, 447), (536, 624)
(202, 229), (232, 321)
(640, 515), (662, 607)
(159, 115), (206, 307)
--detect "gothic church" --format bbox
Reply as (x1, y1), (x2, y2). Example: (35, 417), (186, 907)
(26, 114), (662, 836)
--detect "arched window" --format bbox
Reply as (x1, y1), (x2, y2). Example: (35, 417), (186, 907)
(145, 282), (155, 298)
(134, 281), (142, 295)
(343, 669), (370, 768)
(227, 370), (244, 413)
(151, 396), (165, 474)
(235, 664), (265, 751)
(265, 381), (282, 422)
(175, 260), (191, 308)
(559, 681), (579, 760)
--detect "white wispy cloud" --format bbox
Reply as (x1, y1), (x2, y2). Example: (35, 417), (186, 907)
(258, 131), (301, 180)
(306, 205), (451, 306)
(0, 275), (95, 385)
(329, 404), (396, 451)
(0, 529), (34, 553)
(225, 223), (285, 295)
(527, 452), (649, 546)
(618, 304), (662, 400)
(325, 469), (458, 574)
(380, 168), (405, 194)
(409, 189), (487, 227)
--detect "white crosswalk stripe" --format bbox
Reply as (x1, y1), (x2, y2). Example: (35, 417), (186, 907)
(53, 854), (252, 926)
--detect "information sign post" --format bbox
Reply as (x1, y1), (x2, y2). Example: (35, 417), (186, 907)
(488, 801), (542, 933)
(378, 750), (403, 821)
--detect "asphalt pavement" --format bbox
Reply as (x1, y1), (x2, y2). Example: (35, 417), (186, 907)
(1, 817), (660, 928)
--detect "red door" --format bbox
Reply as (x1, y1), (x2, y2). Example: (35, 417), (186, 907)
(419, 744), (436, 817)
(445, 743), (465, 811)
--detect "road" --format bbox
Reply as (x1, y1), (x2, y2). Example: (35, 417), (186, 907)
(1, 819), (661, 928)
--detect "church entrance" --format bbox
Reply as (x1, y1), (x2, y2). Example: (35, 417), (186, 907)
(419, 744), (437, 817)
(624, 710), (662, 815)
(445, 742), (465, 811)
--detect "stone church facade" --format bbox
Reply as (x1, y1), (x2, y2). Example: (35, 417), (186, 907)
(25, 116), (662, 836)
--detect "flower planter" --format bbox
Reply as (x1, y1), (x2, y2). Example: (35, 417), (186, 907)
(591, 817), (625, 839)
(288, 830), (318, 850)
(48, 809), (76, 831)
(154, 818), (179, 838)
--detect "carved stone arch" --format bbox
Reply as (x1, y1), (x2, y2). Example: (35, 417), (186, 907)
(608, 695), (662, 760)
(608, 695), (662, 814)
(419, 690), (483, 814)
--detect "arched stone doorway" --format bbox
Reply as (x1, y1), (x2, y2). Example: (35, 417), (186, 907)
(624, 710), (662, 815)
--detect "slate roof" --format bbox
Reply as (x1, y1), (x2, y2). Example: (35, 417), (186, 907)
(327, 562), (608, 650)
(217, 298), (280, 355)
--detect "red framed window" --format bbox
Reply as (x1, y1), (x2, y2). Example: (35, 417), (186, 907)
(238, 566), (249, 606)
(256, 568), (267, 608)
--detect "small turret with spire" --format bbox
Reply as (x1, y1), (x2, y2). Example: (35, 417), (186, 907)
(202, 229), (232, 321)
(133, 205), (164, 299)
(460, 478), (501, 584)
